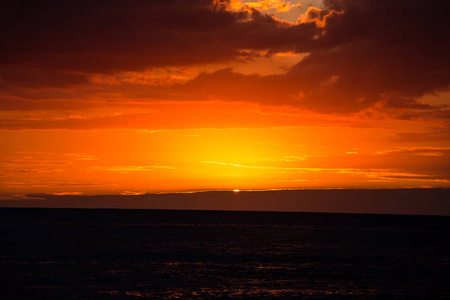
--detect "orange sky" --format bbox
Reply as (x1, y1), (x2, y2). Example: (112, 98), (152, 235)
(0, 0), (449, 200)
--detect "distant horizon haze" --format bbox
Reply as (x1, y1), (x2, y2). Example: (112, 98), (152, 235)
(1, 188), (449, 216)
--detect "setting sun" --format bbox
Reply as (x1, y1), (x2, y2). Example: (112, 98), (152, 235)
(0, 0), (448, 202)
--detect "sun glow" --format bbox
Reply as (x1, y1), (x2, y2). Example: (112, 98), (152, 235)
(0, 0), (448, 201)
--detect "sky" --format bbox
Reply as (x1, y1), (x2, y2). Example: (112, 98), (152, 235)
(0, 0), (449, 200)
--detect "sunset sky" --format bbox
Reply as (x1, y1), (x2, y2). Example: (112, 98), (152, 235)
(1, 0), (449, 200)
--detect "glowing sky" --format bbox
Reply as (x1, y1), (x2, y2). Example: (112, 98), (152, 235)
(0, 0), (449, 199)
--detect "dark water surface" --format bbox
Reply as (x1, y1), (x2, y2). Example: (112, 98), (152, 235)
(1, 208), (449, 299)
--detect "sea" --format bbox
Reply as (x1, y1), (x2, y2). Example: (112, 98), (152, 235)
(1, 208), (449, 299)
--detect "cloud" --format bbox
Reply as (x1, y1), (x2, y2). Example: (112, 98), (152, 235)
(376, 147), (450, 157)
(298, 7), (334, 27)
(202, 159), (450, 184)
(1, 181), (109, 188)
(395, 127), (450, 142)
(231, 0), (303, 13)
(0, 0), (448, 115)
(51, 192), (83, 196)
(1, 1), (320, 77)
(177, 0), (450, 113)
(0, 0), (247, 73)
(0, 167), (62, 174)
(120, 191), (147, 196)
(0, 107), (309, 130)
(89, 165), (176, 173)
(0, 66), (88, 89)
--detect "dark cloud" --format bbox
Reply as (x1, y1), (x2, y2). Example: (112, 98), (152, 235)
(0, 1), (325, 73)
(174, 0), (450, 113)
(0, 97), (95, 111)
(179, 68), (296, 105)
(395, 127), (450, 143)
(0, 0), (248, 73)
(0, 0), (448, 114)
(218, 9), (322, 54)
(396, 109), (450, 121)
(0, 66), (88, 88)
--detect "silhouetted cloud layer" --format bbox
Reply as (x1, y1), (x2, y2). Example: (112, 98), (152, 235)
(179, 0), (449, 112)
(1, 189), (449, 215)
(0, 0), (449, 114)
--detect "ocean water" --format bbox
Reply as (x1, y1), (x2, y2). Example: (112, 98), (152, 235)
(1, 208), (449, 299)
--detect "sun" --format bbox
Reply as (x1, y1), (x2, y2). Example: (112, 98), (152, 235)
(233, 189), (240, 193)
